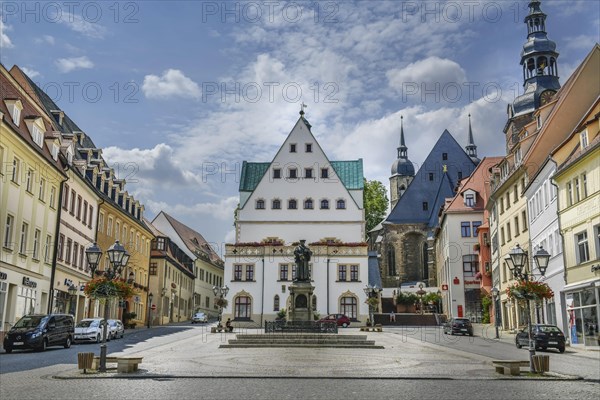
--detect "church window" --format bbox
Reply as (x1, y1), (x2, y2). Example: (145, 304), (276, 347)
(387, 247), (396, 276)
(234, 296), (251, 319)
(442, 153), (448, 161)
(274, 295), (280, 311)
(336, 199), (346, 209)
(272, 199), (281, 209)
(305, 143), (312, 153)
(273, 168), (281, 179)
(305, 168), (313, 178)
(340, 296), (357, 319)
(304, 198), (313, 209)
(288, 168), (297, 179)
(256, 199), (265, 210)
(321, 168), (329, 179)
(288, 199), (297, 209)
(290, 143), (296, 153)
(422, 202), (428, 211)
(320, 199), (329, 209)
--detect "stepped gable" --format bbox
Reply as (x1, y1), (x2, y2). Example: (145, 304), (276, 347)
(386, 130), (477, 226)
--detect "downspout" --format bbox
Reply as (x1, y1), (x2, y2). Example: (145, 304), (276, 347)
(326, 258), (330, 314)
(47, 167), (69, 314)
(260, 256), (265, 326)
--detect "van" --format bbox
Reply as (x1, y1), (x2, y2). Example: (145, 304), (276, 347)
(3, 314), (74, 353)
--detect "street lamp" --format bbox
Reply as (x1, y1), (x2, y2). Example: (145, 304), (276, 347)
(363, 284), (381, 326)
(68, 284), (77, 316)
(416, 283), (426, 315)
(507, 244), (550, 373)
(491, 287), (500, 339)
(85, 241), (129, 373)
(213, 285), (229, 328)
(147, 292), (154, 329)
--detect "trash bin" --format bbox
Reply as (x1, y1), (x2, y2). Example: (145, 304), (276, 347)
(532, 354), (550, 373)
(77, 352), (95, 373)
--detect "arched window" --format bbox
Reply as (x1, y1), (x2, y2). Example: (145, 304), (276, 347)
(256, 199), (265, 210)
(234, 296), (251, 319)
(387, 246), (396, 276)
(320, 199), (329, 209)
(537, 56), (548, 75)
(336, 199), (346, 209)
(312, 295), (317, 310)
(340, 296), (357, 319)
(288, 199), (297, 210)
(273, 295), (280, 311)
(272, 199), (281, 210)
(304, 198), (313, 209)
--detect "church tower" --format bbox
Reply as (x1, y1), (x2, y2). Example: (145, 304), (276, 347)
(510, 0), (561, 118)
(465, 114), (480, 164)
(389, 116), (415, 209)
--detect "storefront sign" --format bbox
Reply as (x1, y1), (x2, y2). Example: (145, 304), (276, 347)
(441, 284), (448, 291)
(22, 277), (37, 288)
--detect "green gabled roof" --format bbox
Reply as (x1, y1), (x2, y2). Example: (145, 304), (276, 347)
(239, 161), (270, 191)
(331, 160), (364, 190)
(239, 159), (364, 192)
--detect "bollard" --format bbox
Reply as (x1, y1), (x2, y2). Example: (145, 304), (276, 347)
(532, 354), (550, 373)
(77, 352), (95, 373)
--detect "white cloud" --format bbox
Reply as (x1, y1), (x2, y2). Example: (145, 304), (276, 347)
(55, 56), (94, 73)
(142, 69), (201, 99)
(387, 57), (467, 93)
(0, 21), (14, 49)
(21, 67), (40, 78)
(564, 34), (598, 52)
(35, 35), (55, 45)
(57, 13), (107, 39)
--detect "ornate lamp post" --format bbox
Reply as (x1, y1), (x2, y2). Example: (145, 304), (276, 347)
(363, 284), (381, 325)
(491, 287), (500, 339)
(67, 284), (77, 316)
(147, 292), (154, 329)
(507, 244), (550, 373)
(213, 285), (229, 328)
(85, 241), (130, 373)
(416, 283), (426, 315)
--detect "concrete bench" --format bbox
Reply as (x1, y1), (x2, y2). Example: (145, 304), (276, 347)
(360, 325), (383, 332)
(91, 356), (143, 373)
(211, 326), (233, 333)
(492, 360), (529, 376)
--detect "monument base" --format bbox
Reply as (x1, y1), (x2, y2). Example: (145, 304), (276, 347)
(288, 281), (315, 322)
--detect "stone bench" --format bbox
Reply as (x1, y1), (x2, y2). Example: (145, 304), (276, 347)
(211, 326), (233, 333)
(91, 356), (143, 373)
(492, 360), (529, 376)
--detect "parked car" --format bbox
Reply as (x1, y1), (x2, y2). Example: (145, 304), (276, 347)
(192, 312), (208, 324)
(3, 314), (74, 353)
(515, 324), (565, 353)
(107, 319), (125, 339)
(443, 318), (474, 336)
(74, 318), (109, 343)
(319, 314), (351, 328)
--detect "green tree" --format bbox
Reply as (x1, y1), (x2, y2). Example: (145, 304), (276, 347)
(363, 179), (389, 234)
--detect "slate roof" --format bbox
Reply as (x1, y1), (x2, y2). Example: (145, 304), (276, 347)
(239, 160), (364, 192)
(386, 130), (477, 226)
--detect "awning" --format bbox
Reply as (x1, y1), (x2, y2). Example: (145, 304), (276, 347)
(562, 278), (600, 292)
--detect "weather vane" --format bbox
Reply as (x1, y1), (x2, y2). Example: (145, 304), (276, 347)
(300, 102), (308, 115)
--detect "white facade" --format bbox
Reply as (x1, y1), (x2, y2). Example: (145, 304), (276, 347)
(223, 116), (370, 325)
(524, 160), (565, 333)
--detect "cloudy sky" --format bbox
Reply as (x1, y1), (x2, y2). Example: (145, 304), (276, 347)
(2, 1), (598, 254)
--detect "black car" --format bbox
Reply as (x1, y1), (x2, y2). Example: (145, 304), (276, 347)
(515, 324), (565, 353)
(3, 314), (74, 353)
(443, 318), (474, 336)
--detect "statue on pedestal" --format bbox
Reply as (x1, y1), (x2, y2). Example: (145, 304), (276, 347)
(293, 240), (312, 282)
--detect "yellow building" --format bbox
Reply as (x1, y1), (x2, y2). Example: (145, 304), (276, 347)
(0, 64), (66, 339)
(552, 96), (600, 348)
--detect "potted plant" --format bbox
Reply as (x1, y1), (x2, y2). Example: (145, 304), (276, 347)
(396, 292), (418, 313)
(123, 312), (137, 329)
(276, 308), (287, 321)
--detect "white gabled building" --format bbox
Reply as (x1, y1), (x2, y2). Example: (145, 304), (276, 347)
(222, 113), (370, 326)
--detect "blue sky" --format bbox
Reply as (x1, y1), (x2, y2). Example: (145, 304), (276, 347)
(1, 1), (598, 253)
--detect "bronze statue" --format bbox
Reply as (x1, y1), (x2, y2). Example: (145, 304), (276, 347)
(294, 240), (312, 282)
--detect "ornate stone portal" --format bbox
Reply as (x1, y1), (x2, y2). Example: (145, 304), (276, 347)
(288, 240), (315, 322)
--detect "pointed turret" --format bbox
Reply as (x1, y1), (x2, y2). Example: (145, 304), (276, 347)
(465, 114), (479, 164)
(390, 116), (415, 208)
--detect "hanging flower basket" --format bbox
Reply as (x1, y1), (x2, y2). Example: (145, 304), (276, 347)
(215, 298), (228, 308)
(506, 280), (553, 301)
(84, 277), (137, 300)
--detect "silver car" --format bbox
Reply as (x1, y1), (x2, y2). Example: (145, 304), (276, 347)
(192, 312), (208, 323)
(107, 319), (125, 339)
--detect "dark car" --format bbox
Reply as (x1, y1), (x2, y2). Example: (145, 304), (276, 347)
(515, 324), (565, 353)
(443, 318), (474, 336)
(319, 314), (351, 328)
(3, 314), (74, 353)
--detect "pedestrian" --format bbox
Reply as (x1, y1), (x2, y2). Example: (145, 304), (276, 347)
(225, 318), (233, 332)
(389, 311), (396, 322)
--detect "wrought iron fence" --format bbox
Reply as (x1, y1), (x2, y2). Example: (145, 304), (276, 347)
(264, 320), (337, 333)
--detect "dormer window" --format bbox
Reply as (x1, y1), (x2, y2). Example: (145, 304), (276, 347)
(514, 147), (522, 166)
(580, 130), (589, 149)
(463, 190), (476, 207)
(25, 118), (45, 148)
(4, 99), (23, 127)
(51, 143), (59, 160)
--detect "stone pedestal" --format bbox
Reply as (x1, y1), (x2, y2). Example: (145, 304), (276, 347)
(288, 281), (315, 322)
